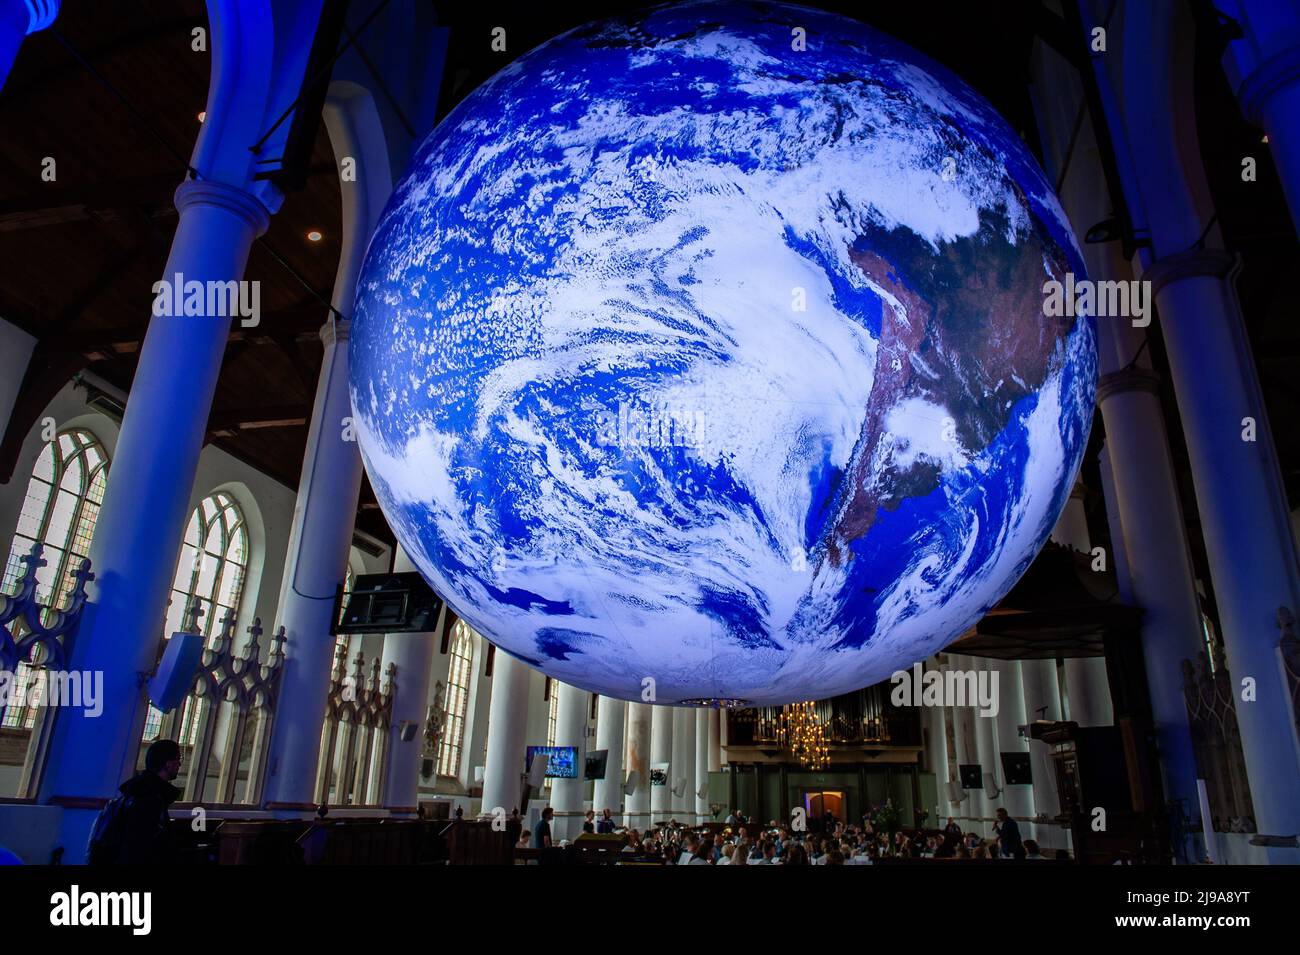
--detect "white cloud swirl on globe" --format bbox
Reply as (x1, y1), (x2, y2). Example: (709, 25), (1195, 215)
(349, 1), (1097, 705)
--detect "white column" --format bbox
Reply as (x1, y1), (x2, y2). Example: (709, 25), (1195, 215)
(548, 682), (588, 842)
(1051, 492), (1114, 728)
(927, 691), (953, 827)
(1143, 255), (1300, 853)
(0, 0), (58, 92)
(1032, 10), (1204, 822)
(650, 704), (672, 824)
(1102, 0), (1300, 862)
(625, 702), (652, 829)
(1021, 658), (1064, 850)
(1221, 1), (1300, 230)
(670, 706), (690, 821)
(680, 708), (697, 823)
(42, 180), (269, 854)
(708, 708), (722, 771)
(262, 87), (391, 810)
(262, 318), (364, 809)
(694, 708), (710, 822)
(592, 696), (625, 820)
(480, 651), (531, 816)
(992, 661), (1035, 844)
(379, 623), (435, 812)
(948, 655), (983, 830)
(972, 658), (1000, 840)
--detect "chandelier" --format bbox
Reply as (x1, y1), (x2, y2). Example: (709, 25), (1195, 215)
(775, 700), (830, 770)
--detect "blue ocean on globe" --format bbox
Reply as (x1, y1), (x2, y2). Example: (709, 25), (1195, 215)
(349, 1), (1097, 706)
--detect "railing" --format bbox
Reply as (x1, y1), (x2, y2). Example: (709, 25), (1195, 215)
(314, 641), (394, 806)
(0, 544), (93, 799)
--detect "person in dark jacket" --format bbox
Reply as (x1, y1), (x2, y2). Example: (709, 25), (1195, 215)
(109, 739), (182, 864)
(994, 808), (1024, 860)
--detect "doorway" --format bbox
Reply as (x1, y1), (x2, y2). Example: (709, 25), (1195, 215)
(804, 790), (846, 824)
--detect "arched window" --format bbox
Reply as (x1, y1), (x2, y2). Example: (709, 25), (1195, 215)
(2, 429), (108, 730)
(546, 680), (559, 748)
(436, 620), (474, 778)
(164, 491), (248, 639)
(143, 491), (249, 743)
(2, 429), (108, 604)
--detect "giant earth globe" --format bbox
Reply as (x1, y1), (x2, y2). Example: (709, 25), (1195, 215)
(349, 0), (1096, 706)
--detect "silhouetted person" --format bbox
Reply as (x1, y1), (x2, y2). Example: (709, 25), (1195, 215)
(533, 806), (554, 848)
(994, 808), (1024, 859)
(88, 739), (182, 865)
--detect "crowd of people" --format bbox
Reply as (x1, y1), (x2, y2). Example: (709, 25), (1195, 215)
(520, 803), (1068, 865)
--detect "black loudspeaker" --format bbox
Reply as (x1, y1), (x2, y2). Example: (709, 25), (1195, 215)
(420, 758), (435, 779)
(959, 764), (983, 789)
(1001, 752), (1033, 785)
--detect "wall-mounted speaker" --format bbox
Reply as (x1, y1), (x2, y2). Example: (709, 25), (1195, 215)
(527, 753), (550, 788)
(147, 630), (204, 713)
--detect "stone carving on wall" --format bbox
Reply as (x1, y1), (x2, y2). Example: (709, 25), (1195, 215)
(1182, 642), (1256, 833)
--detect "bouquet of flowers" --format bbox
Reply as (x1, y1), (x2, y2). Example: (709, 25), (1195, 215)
(870, 801), (902, 838)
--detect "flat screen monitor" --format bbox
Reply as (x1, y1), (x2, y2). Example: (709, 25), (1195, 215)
(584, 749), (608, 780)
(526, 745), (577, 779)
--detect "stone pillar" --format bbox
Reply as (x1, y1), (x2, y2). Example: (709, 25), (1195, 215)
(1097, 0), (1300, 862)
(670, 706), (690, 821)
(548, 682), (588, 842)
(378, 620), (435, 813)
(1051, 492), (1113, 728)
(1221, 1), (1300, 232)
(1097, 445), (1132, 602)
(972, 658), (1001, 840)
(948, 655), (984, 830)
(591, 696), (625, 820)
(992, 660), (1035, 844)
(0, 0), (58, 92)
(1021, 658), (1064, 850)
(649, 704), (672, 824)
(708, 708), (722, 771)
(479, 651), (531, 816)
(694, 707), (710, 822)
(1093, 358), (1203, 812)
(625, 702), (652, 829)
(262, 319), (364, 808)
(1032, 3), (1203, 821)
(262, 86), (391, 810)
(927, 690), (953, 827)
(1143, 251), (1300, 857)
(42, 179), (269, 856)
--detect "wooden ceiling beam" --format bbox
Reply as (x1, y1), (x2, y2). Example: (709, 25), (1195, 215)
(206, 403), (311, 436)
(0, 171), (184, 231)
(61, 299), (331, 357)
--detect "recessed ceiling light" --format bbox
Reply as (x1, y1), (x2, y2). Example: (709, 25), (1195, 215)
(307, 230), (323, 242)
(197, 111), (206, 123)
